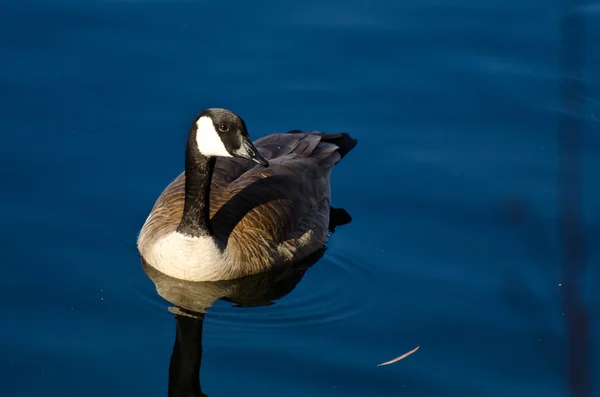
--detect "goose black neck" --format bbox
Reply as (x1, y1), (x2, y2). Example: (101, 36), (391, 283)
(176, 131), (215, 238)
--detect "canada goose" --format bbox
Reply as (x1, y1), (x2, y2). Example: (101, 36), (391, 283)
(137, 108), (357, 282)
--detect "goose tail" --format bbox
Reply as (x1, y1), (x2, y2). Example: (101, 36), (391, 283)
(283, 129), (357, 165)
(319, 132), (357, 161)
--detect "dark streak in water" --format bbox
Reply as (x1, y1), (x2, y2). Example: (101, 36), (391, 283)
(558, 3), (591, 397)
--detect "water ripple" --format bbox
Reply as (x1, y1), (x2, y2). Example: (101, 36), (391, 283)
(140, 247), (382, 331)
(207, 248), (383, 331)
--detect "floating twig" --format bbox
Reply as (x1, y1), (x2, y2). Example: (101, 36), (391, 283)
(377, 346), (420, 367)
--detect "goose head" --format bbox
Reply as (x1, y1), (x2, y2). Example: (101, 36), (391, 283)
(191, 108), (269, 166)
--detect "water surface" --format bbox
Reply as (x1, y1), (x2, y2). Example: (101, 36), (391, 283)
(1, 0), (598, 396)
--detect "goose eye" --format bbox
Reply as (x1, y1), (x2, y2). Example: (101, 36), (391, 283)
(219, 123), (229, 132)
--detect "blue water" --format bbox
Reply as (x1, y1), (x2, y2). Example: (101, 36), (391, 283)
(1, 0), (598, 396)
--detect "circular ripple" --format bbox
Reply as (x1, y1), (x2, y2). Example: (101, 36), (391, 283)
(206, 248), (384, 332)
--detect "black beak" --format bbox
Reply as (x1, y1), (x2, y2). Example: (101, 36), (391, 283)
(239, 138), (269, 167)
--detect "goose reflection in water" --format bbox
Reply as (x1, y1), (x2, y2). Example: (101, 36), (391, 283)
(141, 207), (352, 397)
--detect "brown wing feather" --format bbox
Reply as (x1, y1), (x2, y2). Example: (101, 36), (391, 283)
(210, 154), (332, 271)
(137, 173), (185, 254)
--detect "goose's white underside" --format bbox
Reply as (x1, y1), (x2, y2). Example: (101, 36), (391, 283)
(145, 232), (229, 282)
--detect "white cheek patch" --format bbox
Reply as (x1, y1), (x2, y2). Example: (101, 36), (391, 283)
(195, 116), (233, 157)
